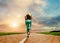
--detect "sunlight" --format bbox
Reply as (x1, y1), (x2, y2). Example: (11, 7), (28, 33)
(9, 21), (19, 28)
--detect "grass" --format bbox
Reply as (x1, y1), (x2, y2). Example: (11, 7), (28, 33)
(0, 32), (25, 36)
(38, 32), (60, 36)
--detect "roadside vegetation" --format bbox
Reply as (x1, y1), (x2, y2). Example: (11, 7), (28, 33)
(0, 32), (25, 36)
(38, 32), (60, 36)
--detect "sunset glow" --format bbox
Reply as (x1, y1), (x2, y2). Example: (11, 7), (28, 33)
(8, 21), (19, 28)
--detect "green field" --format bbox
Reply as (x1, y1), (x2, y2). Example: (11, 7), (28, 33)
(0, 32), (24, 36)
(38, 32), (60, 36)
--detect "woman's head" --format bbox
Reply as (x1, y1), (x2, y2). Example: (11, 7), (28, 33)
(25, 14), (32, 20)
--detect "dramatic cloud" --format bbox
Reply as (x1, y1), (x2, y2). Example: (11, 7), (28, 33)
(0, 0), (60, 28)
(0, 0), (33, 24)
(28, 0), (60, 27)
(34, 0), (46, 7)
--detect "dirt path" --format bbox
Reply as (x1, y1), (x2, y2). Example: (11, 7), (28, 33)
(25, 33), (60, 43)
(0, 34), (25, 43)
(0, 33), (60, 43)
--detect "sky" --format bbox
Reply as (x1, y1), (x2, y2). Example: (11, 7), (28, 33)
(0, 0), (60, 30)
(29, 0), (60, 27)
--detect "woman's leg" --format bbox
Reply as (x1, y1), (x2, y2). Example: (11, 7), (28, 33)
(26, 22), (30, 38)
(25, 20), (29, 34)
(25, 20), (32, 37)
(28, 21), (32, 35)
(29, 21), (32, 30)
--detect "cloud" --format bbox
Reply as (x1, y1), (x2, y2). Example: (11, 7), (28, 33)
(28, 0), (60, 27)
(0, 0), (46, 23)
(0, 0), (33, 24)
(14, 0), (33, 8)
(0, 0), (60, 28)
(28, 0), (47, 18)
(37, 16), (60, 27)
(34, 0), (46, 7)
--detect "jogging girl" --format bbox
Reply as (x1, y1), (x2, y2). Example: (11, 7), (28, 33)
(25, 14), (32, 37)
